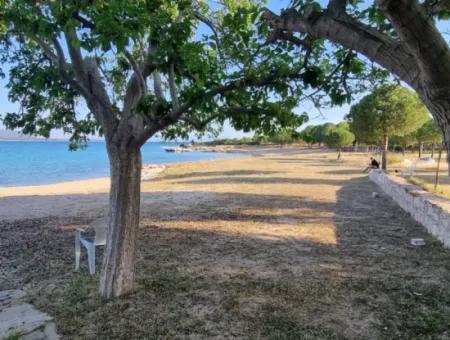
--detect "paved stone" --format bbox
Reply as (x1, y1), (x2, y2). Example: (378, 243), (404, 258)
(0, 290), (59, 339)
(22, 323), (59, 340)
(0, 290), (26, 307)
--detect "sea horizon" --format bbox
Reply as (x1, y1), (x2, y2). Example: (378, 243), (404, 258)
(0, 140), (239, 187)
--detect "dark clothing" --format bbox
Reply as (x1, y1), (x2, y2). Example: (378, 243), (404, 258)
(371, 159), (380, 168)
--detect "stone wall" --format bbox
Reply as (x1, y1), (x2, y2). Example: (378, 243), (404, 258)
(369, 170), (450, 247)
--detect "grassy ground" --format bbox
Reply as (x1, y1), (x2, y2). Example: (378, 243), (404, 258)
(2, 150), (450, 339)
(385, 151), (450, 199)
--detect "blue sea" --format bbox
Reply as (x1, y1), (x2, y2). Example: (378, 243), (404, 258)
(0, 141), (238, 186)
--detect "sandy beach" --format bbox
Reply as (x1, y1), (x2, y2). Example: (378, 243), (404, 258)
(0, 145), (308, 221)
(2, 147), (450, 338)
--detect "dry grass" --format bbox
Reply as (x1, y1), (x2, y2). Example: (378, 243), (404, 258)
(386, 151), (450, 199)
(2, 150), (450, 339)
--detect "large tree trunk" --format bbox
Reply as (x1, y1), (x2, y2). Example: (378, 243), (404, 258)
(99, 144), (142, 299)
(444, 130), (450, 177)
(382, 135), (388, 171)
(419, 94), (450, 176)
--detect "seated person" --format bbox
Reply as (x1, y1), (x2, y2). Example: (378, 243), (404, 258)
(363, 157), (380, 173)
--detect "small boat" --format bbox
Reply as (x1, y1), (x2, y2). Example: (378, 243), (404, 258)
(163, 146), (193, 153)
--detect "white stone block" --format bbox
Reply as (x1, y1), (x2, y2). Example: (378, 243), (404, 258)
(369, 172), (450, 249)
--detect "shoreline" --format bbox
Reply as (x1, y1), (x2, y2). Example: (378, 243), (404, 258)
(0, 155), (252, 198)
(0, 145), (312, 196)
(0, 148), (244, 190)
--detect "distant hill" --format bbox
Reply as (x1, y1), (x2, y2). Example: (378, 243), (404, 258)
(0, 130), (43, 140)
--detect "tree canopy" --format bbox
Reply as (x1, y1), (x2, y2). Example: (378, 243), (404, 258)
(346, 84), (429, 169)
(300, 124), (316, 145)
(346, 84), (429, 144)
(324, 126), (354, 158)
(0, 1), (315, 150)
(313, 122), (335, 145)
(390, 132), (418, 150)
(416, 118), (443, 145)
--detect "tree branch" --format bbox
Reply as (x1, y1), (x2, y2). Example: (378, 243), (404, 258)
(152, 71), (164, 101)
(327, 0), (347, 16)
(181, 106), (270, 130)
(267, 29), (311, 49)
(124, 50), (147, 95)
(377, 0), (450, 85)
(72, 11), (96, 30)
(118, 43), (158, 142)
(64, 29), (88, 84)
(32, 33), (116, 138)
(168, 63), (179, 110)
(263, 6), (420, 88)
(423, 0), (450, 16)
(30, 35), (90, 99)
(122, 44), (157, 117)
(133, 69), (303, 146)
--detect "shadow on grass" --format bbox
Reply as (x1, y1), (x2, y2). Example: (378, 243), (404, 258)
(174, 176), (348, 186)
(321, 168), (364, 175)
(2, 177), (450, 338)
(151, 169), (283, 182)
(334, 176), (450, 339)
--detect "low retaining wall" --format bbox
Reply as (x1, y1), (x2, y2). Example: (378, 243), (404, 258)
(369, 170), (450, 247)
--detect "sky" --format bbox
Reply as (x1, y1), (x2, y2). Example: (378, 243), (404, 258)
(220, 0), (352, 139)
(0, 0), (443, 140)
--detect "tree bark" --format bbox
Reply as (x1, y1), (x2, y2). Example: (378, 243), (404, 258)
(419, 142), (423, 159)
(431, 143), (435, 158)
(382, 135), (389, 171)
(99, 144), (142, 299)
(337, 148), (341, 160)
(444, 129), (450, 176)
(419, 97), (450, 175)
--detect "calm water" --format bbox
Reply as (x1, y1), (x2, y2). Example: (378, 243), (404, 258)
(0, 141), (238, 186)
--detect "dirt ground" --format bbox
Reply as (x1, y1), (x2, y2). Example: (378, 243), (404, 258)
(2, 149), (450, 339)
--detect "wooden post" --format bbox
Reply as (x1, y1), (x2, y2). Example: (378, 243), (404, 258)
(434, 144), (443, 190)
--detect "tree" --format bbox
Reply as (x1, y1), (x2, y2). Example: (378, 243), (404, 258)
(346, 84), (428, 170)
(312, 122), (335, 147)
(269, 128), (297, 145)
(300, 125), (316, 146)
(416, 118), (443, 158)
(0, 1), (311, 298)
(324, 126), (354, 159)
(263, 0), (450, 174)
(390, 132), (418, 156)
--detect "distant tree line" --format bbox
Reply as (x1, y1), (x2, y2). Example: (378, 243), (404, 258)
(299, 85), (443, 168)
(300, 122), (354, 159)
(200, 128), (303, 146)
(205, 85), (443, 169)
